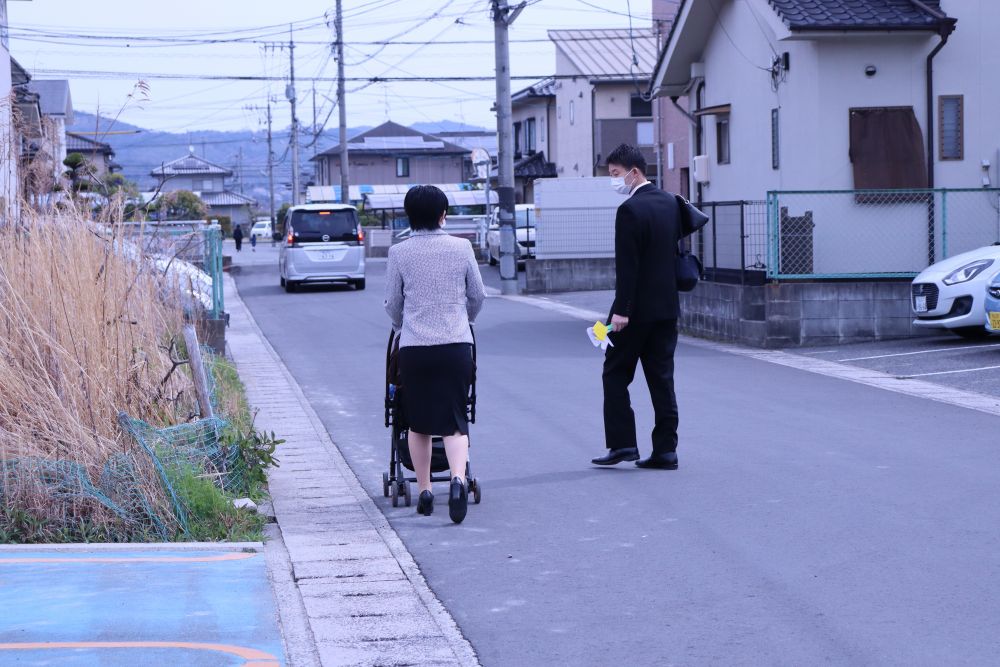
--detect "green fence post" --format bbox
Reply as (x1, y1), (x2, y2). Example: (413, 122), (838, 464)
(941, 190), (948, 260)
(766, 192), (777, 279)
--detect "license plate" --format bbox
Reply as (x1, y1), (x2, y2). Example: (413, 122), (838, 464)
(914, 295), (928, 313)
(317, 250), (345, 261)
(990, 312), (1000, 330)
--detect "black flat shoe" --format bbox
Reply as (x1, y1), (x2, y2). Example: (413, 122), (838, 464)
(416, 490), (434, 516)
(591, 447), (640, 466)
(635, 452), (679, 470)
(449, 477), (468, 524)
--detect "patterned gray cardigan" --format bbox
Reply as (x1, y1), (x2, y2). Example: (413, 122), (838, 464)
(384, 229), (486, 348)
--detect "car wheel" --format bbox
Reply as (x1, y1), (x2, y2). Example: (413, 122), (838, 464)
(951, 326), (991, 340)
(353, 279), (366, 291)
(488, 245), (497, 266)
(284, 280), (297, 293)
(280, 275), (286, 287)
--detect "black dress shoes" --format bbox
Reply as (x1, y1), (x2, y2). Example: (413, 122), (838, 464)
(416, 490), (434, 516)
(591, 447), (640, 466)
(448, 477), (468, 524)
(635, 452), (679, 470)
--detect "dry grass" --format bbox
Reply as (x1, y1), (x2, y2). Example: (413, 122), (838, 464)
(0, 203), (197, 539)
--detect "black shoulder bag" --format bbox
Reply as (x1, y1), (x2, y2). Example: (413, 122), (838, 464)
(675, 195), (708, 292)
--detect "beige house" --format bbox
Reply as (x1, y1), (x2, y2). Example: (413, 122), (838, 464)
(509, 77), (558, 203)
(547, 29), (658, 180)
(65, 132), (118, 180)
(312, 121), (469, 197)
(151, 153), (256, 227)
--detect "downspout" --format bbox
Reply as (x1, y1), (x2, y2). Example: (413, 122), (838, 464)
(924, 16), (958, 264)
(694, 80), (706, 205)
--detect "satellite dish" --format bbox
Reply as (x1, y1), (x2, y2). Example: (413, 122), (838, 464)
(471, 147), (491, 180)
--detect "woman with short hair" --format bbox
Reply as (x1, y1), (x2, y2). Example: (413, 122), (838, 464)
(384, 185), (486, 523)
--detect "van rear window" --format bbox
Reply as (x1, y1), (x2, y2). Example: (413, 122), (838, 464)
(290, 209), (358, 243)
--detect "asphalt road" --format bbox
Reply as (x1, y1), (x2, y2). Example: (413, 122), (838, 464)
(234, 246), (1000, 666)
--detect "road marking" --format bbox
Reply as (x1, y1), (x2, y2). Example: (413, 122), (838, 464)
(900, 364), (1000, 378)
(839, 342), (1000, 362)
(0, 553), (257, 564)
(0, 641), (279, 666)
(500, 293), (1000, 419)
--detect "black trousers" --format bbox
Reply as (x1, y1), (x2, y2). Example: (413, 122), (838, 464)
(603, 319), (679, 454)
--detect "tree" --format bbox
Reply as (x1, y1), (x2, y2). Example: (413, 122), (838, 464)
(151, 190), (208, 221)
(63, 152), (95, 193)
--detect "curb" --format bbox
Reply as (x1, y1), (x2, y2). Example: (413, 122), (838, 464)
(225, 272), (480, 667)
(0, 541), (263, 553)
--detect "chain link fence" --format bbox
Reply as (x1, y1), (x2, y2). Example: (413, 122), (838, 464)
(120, 221), (225, 318)
(766, 189), (1000, 279)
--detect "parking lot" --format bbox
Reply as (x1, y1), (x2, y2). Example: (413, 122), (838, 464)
(793, 333), (1000, 397)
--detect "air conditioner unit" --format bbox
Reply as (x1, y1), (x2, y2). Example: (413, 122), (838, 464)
(692, 155), (710, 183)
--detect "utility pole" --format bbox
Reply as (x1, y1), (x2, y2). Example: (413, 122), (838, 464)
(236, 146), (244, 194)
(335, 0), (350, 204)
(312, 85), (320, 184)
(493, 0), (525, 295)
(287, 25), (301, 205)
(266, 99), (276, 241)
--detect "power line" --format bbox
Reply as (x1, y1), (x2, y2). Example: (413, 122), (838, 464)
(32, 68), (641, 83)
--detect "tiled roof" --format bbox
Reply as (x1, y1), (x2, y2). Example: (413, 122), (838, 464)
(151, 153), (232, 177)
(548, 29), (657, 80)
(27, 80), (73, 120)
(66, 132), (114, 156)
(513, 77), (557, 104)
(768, 0), (950, 31)
(315, 121), (468, 158)
(515, 151), (557, 179)
(200, 190), (255, 207)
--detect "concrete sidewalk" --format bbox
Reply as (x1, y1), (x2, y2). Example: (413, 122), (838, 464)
(225, 272), (479, 667)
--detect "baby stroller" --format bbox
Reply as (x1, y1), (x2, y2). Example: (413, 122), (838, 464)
(383, 329), (482, 507)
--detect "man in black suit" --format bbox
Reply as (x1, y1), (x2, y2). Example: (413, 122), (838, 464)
(591, 144), (681, 470)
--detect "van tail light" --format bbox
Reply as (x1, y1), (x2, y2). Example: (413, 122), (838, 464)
(286, 231), (294, 245)
(358, 229), (365, 243)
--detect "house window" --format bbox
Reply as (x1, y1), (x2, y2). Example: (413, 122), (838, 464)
(630, 95), (652, 118)
(636, 121), (654, 146)
(716, 115), (730, 165)
(525, 118), (536, 154)
(513, 121), (522, 157)
(849, 107), (927, 189)
(939, 95), (963, 161)
(202, 179), (213, 191)
(395, 157), (409, 178)
(771, 109), (780, 170)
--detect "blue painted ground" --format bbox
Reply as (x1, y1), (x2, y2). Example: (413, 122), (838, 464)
(0, 550), (284, 666)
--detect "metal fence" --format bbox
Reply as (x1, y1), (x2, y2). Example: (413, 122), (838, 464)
(766, 189), (1000, 280)
(691, 201), (768, 284)
(122, 222), (225, 318)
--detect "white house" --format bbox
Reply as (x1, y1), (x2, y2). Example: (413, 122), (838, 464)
(649, 0), (1000, 277)
(650, 0), (1000, 197)
(0, 0), (17, 218)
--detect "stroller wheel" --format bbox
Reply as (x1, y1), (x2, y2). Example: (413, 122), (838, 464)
(471, 478), (482, 504)
(403, 482), (412, 507)
(390, 481), (399, 507)
(382, 472), (390, 498)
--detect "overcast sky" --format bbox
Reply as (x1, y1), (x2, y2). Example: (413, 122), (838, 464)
(8, 0), (653, 134)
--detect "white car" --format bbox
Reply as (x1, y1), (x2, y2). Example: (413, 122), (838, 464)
(911, 245), (1000, 338)
(250, 220), (272, 240)
(484, 204), (535, 267)
(278, 203), (366, 292)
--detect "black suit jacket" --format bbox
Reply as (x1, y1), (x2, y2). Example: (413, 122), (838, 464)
(610, 183), (681, 323)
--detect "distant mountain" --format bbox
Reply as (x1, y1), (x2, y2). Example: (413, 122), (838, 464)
(67, 113), (491, 207)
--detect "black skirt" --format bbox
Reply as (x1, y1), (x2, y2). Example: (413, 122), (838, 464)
(398, 343), (473, 436)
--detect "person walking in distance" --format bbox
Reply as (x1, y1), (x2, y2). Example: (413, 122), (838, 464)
(591, 144), (683, 470)
(250, 229), (257, 252)
(232, 223), (244, 253)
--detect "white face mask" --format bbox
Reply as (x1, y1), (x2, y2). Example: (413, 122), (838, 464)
(610, 170), (635, 195)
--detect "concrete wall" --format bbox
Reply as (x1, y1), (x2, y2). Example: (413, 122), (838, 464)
(680, 280), (928, 347)
(525, 258), (616, 293)
(319, 154), (465, 186)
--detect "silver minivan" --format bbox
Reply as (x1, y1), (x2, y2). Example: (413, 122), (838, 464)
(279, 204), (366, 292)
